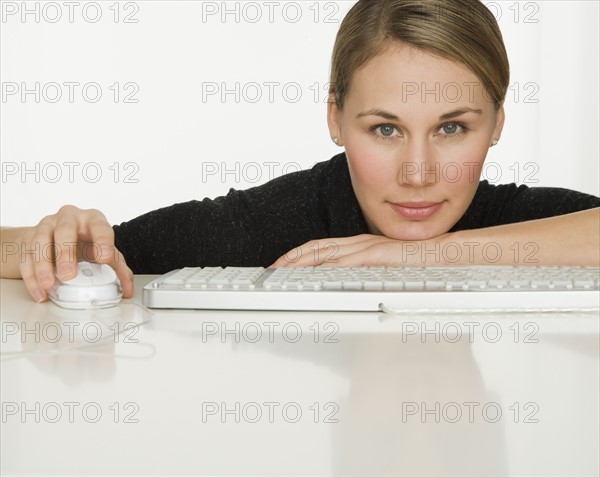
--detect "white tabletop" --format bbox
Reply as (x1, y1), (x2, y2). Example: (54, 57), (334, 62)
(1, 276), (599, 477)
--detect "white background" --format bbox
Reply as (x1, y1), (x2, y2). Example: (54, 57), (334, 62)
(1, 0), (599, 227)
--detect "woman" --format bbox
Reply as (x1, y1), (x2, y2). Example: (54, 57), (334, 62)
(2, 0), (599, 302)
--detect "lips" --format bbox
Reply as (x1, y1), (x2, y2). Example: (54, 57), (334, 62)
(389, 201), (443, 219)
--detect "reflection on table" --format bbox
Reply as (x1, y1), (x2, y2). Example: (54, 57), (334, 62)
(1, 276), (598, 477)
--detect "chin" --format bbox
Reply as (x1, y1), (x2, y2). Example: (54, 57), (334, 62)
(382, 223), (448, 241)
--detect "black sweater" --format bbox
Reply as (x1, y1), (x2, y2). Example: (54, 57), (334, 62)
(113, 153), (600, 273)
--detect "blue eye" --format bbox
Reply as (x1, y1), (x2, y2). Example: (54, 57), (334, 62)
(438, 122), (468, 137)
(369, 124), (400, 140)
(443, 123), (458, 134)
(380, 125), (396, 136)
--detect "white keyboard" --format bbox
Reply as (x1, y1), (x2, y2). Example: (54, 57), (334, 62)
(141, 265), (600, 313)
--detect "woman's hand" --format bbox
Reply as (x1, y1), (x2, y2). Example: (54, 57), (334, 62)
(268, 233), (453, 268)
(2, 205), (134, 302)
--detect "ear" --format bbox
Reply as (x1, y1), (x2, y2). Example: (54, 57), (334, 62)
(492, 102), (505, 142)
(327, 93), (343, 145)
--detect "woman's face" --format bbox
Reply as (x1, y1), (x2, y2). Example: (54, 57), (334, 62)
(328, 44), (505, 240)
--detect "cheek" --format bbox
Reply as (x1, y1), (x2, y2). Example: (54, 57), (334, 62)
(344, 137), (397, 191)
(447, 143), (489, 188)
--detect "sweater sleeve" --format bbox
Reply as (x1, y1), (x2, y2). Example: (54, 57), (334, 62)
(450, 181), (600, 231)
(112, 154), (367, 273)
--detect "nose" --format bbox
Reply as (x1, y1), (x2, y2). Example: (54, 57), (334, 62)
(396, 138), (438, 187)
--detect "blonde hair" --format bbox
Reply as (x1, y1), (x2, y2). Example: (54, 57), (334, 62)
(329, 0), (510, 110)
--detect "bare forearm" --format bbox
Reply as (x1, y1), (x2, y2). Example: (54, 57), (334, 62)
(438, 208), (600, 266)
(0, 227), (30, 278)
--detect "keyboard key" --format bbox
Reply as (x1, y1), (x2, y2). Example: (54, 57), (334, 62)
(163, 277), (186, 285)
(445, 280), (467, 290)
(302, 281), (323, 290)
(208, 278), (233, 285)
(361, 280), (383, 290)
(530, 279), (551, 288)
(342, 281), (363, 290)
(552, 280), (573, 289)
(487, 279), (507, 288)
(425, 280), (447, 290)
(188, 278), (209, 285)
(574, 279), (595, 288)
(509, 280), (530, 288)
(283, 281), (303, 290)
(231, 278), (254, 285)
(383, 280), (404, 290)
(404, 280), (425, 289)
(323, 281), (343, 289)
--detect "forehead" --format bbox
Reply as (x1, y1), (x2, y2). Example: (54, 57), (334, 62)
(347, 44), (491, 111)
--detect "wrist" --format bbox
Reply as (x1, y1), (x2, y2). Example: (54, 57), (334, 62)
(1, 227), (28, 278)
(396, 232), (459, 267)
(424, 231), (464, 266)
(413, 230), (504, 267)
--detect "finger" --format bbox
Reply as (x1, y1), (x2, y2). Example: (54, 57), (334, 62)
(330, 241), (411, 267)
(271, 240), (338, 267)
(272, 235), (382, 268)
(80, 210), (115, 263)
(20, 252), (47, 303)
(270, 246), (312, 268)
(53, 214), (80, 281)
(29, 222), (59, 295)
(19, 229), (50, 302)
(318, 235), (393, 265)
(80, 211), (134, 297)
(269, 234), (381, 268)
(109, 248), (135, 298)
(321, 249), (378, 267)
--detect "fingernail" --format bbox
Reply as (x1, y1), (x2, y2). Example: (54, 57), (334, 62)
(32, 289), (44, 303)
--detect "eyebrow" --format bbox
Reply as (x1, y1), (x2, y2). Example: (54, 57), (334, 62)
(356, 107), (483, 121)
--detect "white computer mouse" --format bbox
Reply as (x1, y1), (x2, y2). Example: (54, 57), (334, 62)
(47, 261), (123, 309)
